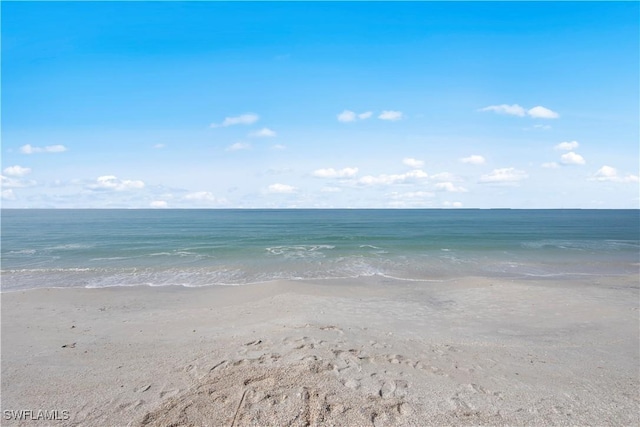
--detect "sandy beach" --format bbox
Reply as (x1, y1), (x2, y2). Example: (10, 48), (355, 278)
(2, 275), (638, 426)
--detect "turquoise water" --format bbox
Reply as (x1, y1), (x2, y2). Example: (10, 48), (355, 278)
(1, 209), (638, 291)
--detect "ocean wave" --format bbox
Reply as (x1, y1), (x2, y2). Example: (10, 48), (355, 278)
(6, 249), (37, 255)
(265, 245), (336, 259)
(3, 249), (638, 291)
(46, 243), (94, 250)
(521, 239), (639, 251)
(147, 250), (216, 259)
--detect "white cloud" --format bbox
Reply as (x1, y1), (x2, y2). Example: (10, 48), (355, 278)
(594, 166), (618, 179)
(249, 127), (276, 138)
(592, 166), (639, 183)
(267, 183), (297, 193)
(3, 165), (32, 177)
(403, 158), (424, 168)
(359, 169), (428, 186)
(337, 110), (357, 123)
(554, 141), (579, 151)
(271, 144), (286, 150)
(184, 191), (218, 202)
(560, 151), (586, 165)
(527, 106), (559, 119)
(312, 167), (359, 178)
(443, 201), (463, 208)
(479, 168), (528, 184)
(479, 104), (559, 119)
(46, 145), (68, 152)
(435, 182), (468, 193)
(533, 124), (551, 130)
(479, 104), (526, 117)
(210, 113), (259, 128)
(226, 142), (251, 151)
(20, 144), (68, 154)
(153, 144), (166, 149)
(541, 162), (560, 169)
(460, 155), (486, 165)
(378, 110), (403, 121)
(1, 189), (16, 200)
(337, 110), (373, 123)
(150, 200), (168, 208)
(87, 176), (145, 191)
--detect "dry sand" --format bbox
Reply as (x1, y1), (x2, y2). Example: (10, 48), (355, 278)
(1, 275), (638, 426)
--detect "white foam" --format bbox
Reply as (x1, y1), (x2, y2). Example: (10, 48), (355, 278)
(7, 249), (37, 255)
(47, 244), (93, 250)
(265, 245), (336, 259)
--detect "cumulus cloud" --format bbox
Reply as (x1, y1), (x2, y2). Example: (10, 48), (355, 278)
(210, 113), (259, 128)
(312, 167), (359, 178)
(560, 151), (586, 165)
(3, 165), (32, 177)
(403, 158), (424, 169)
(337, 110), (372, 123)
(479, 104), (559, 119)
(378, 110), (403, 121)
(249, 128), (276, 138)
(435, 182), (468, 193)
(479, 104), (526, 117)
(541, 162), (560, 169)
(527, 106), (559, 119)
(460, 155), (486, 165)
(1, 189), (16, 200)
(226, 142), (251, 151)
(479, 168), (528, 184)
(87, 176), (145, 191)
(591, 166), (639, 183)
(554, 141), (579, 151)
(150, 200), (168, 208)
(267, 183), (297, 193)
(359, 169), (428, 186)
(337, 110), (357, 123)
(20, 144), (68, 154)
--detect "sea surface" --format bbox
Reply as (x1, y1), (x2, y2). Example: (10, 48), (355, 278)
(1, 209), (638, 291)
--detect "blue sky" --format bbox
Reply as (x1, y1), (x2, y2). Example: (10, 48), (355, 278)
(2, 1), (638, 208)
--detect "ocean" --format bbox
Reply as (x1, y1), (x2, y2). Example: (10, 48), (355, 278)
(1, 209), (638, 291)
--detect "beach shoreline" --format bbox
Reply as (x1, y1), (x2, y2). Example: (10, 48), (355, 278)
(2, 275), (638, 426)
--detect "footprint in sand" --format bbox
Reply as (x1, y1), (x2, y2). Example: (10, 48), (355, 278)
(379, 380), (409, 399)
(319, 325), (344, 334)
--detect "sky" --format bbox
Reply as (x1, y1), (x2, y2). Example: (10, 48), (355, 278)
(2, 1), (639, 209)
